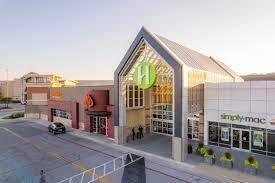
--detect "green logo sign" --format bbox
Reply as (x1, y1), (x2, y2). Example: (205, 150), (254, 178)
(221, 113), (266, 124)
(133, 61), (156, 89)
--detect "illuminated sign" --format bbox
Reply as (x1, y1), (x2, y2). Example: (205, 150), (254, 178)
(220, 113), (266, 124)
(52, 91), (63, 98)
(85, 95), (94, 109)
(133, 61), (156, 89)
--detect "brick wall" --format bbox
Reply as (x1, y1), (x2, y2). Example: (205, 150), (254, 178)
(48, 100), (79, 129)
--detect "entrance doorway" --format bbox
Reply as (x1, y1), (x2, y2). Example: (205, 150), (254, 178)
(92, 116), (107, 136)
(232, 128), (250, 151)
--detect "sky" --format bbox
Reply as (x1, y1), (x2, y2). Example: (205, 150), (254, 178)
(0, 0), (275, 80)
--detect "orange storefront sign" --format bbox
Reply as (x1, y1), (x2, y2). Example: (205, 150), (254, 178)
(85, 94), (94, 109)
(52, 91), (63, 98)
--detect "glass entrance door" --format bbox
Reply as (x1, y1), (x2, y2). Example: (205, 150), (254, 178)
(242, 130), (250, 150)
(231, 128), (250, 151)
(99, 117), (107, 136)
(93, 117), (99, 133)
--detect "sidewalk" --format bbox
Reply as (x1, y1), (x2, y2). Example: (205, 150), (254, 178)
(29, 119), (274, 183)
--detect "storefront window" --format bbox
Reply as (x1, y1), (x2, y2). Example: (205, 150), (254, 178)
(53, 109), (72, 119)
(151, 120), (173, 135)
(250, 127), (266, 155)
(208, 121), (219, 145)
(267, 130), (275, 157)
(219, 123), (231, 148)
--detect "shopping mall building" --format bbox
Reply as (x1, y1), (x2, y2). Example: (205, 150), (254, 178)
(113, 27), (275, 161)
(25, 27), (275, 163)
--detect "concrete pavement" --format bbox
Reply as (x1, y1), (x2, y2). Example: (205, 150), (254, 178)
(0, 119), (218, 183)
(27, 119), (275, 183)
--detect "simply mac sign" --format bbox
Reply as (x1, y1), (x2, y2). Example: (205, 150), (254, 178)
(220, 113), (266, 124)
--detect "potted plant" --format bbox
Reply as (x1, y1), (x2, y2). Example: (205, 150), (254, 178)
(188, 144), (193, 154)
(220, 152), (234, 169)
(204, 148), (215, 165)
(197, 142), (206, 156)
(244, 155), (259, 175)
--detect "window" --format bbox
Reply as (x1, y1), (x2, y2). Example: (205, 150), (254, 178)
(53, 109), (72, 119)
(208, 122), (219, 145)
(251, 128), (266, 155)
(267, 130), (275, 157)
(188, 119), (199, 140)
(188, 119), (192, 139)
(126, 84), (144, 108)
(151, 120), (173, 135)
(36, 77), (44, 83)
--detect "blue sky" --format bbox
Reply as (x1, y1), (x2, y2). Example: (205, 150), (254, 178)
(0, 0), (275, 80)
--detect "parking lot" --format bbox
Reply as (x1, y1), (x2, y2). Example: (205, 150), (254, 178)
(0, 120), (217, 183)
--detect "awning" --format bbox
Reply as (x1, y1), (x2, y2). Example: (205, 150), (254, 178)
(85, 110), (112, 116)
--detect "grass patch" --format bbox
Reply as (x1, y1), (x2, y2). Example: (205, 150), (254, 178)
(3, 112), (24, 119)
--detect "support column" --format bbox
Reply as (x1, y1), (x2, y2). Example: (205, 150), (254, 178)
(114, 126), (127, 144)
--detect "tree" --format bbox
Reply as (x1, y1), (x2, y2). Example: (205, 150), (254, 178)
(0, 97), (12, 108)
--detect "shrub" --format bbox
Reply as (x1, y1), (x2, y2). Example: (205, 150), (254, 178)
(197, 142), (206, 155)
(204, 148), (215, 159)
(220, 152), (234, 164)
(244, 155), (259, 169)
(198, 142), (204, 149)
(207, 148), (214, 156)
(225, 152), (232, 160)
(248, 156), (255, 164)
(3, 112), (24, 119)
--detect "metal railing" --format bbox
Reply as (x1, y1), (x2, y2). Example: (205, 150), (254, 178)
(57, 153), (143, 183)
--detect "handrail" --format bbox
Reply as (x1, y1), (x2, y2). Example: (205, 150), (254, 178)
(57, 153), (143, 183)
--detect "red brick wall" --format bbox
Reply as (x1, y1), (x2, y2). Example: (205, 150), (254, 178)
(84, 115), (92, 132)
(107, 105), (114, 138)
(27, 87), (50, 100)
(48, 100), (79, 129)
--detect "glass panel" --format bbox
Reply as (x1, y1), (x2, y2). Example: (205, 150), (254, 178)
(242, 130), (250, 150)
(220, 127), (230, 145)
(152, 121), (157, 132)
(209, 125), (218, 143)
(232, 129), (240, 148)
(252, 130), (266, 153)
(267, 132), (275, 153)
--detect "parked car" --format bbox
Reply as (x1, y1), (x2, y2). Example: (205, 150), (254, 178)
(48, 122), (66, 135)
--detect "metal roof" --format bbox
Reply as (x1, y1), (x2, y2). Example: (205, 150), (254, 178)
(154, 33), (240, 78)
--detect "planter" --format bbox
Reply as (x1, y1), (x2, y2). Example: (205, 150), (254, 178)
(244, 160), (259, 175)
(204, 157), (215, 165)
(244, 165), (258, 175)
(197, 147), (206, 156)
(220, 155), (234, 169)
(221, 160), (233, 169)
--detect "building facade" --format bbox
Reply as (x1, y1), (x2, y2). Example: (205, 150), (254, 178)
(204, 81), (275, 157)
(21, 72), (64, 104)
(48, 86), (114, 138)
(25, 87), (50, 120)
(114, 27), (243, 161)
(0, 79), (21, 100)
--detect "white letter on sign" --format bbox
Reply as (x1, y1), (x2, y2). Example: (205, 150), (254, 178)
(138, 64), (150, 85)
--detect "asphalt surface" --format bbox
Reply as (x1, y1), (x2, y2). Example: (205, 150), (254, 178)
(0, 120), (217, 183)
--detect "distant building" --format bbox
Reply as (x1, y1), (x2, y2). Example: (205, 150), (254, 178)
(0, 79), (21, 100)
(21, 72), (79, 104)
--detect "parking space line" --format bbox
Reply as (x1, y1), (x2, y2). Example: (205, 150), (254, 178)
(0, 127), (112, 183)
